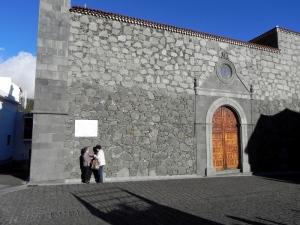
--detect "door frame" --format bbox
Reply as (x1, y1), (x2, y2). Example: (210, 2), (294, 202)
(206, 97), (250, 176)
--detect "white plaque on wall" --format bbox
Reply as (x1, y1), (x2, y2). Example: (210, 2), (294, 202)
(75, 120), (98, 137)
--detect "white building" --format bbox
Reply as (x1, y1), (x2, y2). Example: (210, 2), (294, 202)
(0, 77), (31, 164)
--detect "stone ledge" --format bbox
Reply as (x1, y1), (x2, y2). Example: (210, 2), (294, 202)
(196, 87), (251, 99)
(65, 174), (202, 184)
(32, 111), (69, 115)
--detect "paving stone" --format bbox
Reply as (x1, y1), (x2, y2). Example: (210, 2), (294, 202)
(0, 176), (299, 225)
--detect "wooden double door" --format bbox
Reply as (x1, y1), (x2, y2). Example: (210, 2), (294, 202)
(212, 106), (240, 171)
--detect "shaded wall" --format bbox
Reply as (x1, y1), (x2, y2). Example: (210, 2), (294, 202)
(247, 104), (300, 172)
(13, 112), (32, 161)
(0, 99), (18, 161)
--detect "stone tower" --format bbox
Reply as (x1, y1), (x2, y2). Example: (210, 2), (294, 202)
(30, 0), (71, 182)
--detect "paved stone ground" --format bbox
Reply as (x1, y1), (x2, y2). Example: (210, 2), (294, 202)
(0, 176), (299, 225)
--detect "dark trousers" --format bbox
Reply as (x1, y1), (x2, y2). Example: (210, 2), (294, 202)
(98, 166), (105, 183)
(83, 166), (91, 183)
(92, 169), (99, 183)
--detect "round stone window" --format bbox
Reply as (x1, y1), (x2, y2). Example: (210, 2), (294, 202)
(219, 64), (232, 79)
(216, 60), (235, 83)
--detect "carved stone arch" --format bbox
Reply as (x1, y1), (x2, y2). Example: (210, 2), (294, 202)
(205, 97), (251, 176)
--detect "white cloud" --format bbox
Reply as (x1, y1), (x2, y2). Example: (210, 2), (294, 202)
(0, 52), (36, 98)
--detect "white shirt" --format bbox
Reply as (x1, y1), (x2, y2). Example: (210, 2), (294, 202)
(96, 149), (106, 166)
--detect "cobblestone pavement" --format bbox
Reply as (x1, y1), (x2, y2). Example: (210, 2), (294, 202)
(0, 176), (299, 225)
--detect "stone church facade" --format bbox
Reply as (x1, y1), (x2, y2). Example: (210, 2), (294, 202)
(30, 0), (300, 182)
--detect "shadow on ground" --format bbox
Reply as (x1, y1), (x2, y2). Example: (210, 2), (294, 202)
(254, 173), (300, 184)
(73, 187), (221, 225)
(0, 161), (29, 182)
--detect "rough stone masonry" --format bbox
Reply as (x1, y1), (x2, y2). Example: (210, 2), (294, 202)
(30, 0), (300, 182)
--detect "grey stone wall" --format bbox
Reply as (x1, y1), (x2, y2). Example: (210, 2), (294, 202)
(63, 11), (300, 179)
(250, 29), (300, 122)
(65, 13), (199, 179)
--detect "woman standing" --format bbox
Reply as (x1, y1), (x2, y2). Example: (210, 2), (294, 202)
(82, 146), (92, 183)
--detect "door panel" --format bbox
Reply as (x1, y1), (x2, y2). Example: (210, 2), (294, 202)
(212, 132), (224, 171)
(212, 107), (224, 171)
(212, 106), (240, 171)
(224, 132), (239, 169)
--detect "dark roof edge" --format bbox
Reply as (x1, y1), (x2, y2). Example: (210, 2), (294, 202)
(249, 27), (277, 43)
(70, 6), (280, 53)
(250, 26), (300, 43)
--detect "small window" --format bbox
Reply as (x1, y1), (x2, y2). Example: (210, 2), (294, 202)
(24, 115), (33, 140)
(7, 135), (11, 146)
(216, 59), (236, 84)
(219, 63), (232, 79)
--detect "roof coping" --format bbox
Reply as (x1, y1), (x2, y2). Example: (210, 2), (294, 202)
(277, 27), (300, 37)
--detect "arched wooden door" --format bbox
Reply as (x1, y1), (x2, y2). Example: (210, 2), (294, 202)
(212, 106), (240, 171)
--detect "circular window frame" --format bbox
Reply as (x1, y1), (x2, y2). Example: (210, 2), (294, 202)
(216, 59), (236, 84)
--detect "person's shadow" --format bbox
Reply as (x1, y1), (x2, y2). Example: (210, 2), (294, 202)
(73, 188), (222, 225)
(79, 148), (85, 183)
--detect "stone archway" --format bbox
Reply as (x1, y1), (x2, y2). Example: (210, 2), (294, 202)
(206, 97), (250, 176)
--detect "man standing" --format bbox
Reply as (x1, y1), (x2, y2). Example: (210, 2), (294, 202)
(94, 145), (106, 183)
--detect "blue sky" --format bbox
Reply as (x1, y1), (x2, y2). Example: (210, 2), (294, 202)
(0, 0), (299, 98)
(0, 0), (299, 59)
